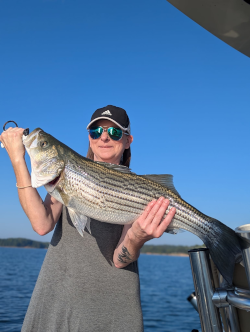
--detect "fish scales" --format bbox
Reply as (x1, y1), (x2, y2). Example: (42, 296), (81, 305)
(23, 128), (243, 285)
(67, 162), (154, 205)
(64, 159), (216, 236)
(65, 159), (223, 238)
(63, 158), (216, 234)
(65, 168), (148, 210)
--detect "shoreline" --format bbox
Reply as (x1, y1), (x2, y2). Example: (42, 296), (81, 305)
(0, 246), (48, 249)
(142, 252), (188, 257)
(0, 247), (188, 256)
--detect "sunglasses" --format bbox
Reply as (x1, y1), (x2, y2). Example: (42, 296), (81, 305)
(88, 126), (129, 141)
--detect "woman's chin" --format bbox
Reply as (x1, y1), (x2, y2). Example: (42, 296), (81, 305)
(97, 153), (119, 164)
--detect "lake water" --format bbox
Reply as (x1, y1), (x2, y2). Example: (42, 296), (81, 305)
(0, 248), (201, 332)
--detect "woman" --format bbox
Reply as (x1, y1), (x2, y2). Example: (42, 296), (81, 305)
(0, 105), (176, 332)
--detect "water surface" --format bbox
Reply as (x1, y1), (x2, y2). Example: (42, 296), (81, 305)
(0, 248), (201, 331)
(139, 254), (201, 331)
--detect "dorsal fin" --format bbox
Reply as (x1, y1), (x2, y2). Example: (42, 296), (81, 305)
(140, 174), (181, 197)
(95, 161), (133, 174)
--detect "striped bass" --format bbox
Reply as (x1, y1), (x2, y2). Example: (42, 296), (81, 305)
(23, 128), (242, 285)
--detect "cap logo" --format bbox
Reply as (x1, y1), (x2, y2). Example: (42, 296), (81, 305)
(101, 110), (112, 116)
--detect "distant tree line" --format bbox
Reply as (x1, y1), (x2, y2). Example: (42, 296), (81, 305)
(0, 238), (49, 249)
(0, 238), (204, 253)
(141, 244), (205, 254)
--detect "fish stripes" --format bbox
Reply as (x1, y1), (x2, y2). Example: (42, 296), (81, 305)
(63, 160), (215, 236)
(23, 128), (243, 285)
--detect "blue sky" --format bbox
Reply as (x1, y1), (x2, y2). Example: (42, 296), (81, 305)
(0, 0), (249, 245)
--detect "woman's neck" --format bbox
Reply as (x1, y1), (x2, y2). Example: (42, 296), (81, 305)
(93, 156), (121, 165)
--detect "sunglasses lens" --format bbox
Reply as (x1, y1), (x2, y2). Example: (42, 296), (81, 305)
(108, 127), (123, 141)
(89, 127), (103, 139)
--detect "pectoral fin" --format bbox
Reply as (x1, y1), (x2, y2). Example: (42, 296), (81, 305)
(86, 218), (91, 234)
(67, 208), (91, 236)
(166, 227), (185, 234)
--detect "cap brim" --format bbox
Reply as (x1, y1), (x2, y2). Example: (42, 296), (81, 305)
(86, 117), (130, 133)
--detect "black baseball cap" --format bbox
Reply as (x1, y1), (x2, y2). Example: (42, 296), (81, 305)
(86, 105), (131, 134)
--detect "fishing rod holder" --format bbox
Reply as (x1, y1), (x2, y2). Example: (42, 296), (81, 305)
(189, 248), (223, 332)
(187, 292), (198, 312)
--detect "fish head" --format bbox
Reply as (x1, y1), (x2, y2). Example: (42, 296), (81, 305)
(23, 128), (66, 191)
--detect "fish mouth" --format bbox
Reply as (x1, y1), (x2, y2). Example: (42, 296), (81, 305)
(44, 171), (63, 193)
(47, 175), (60, 186)
(23, 128), (43, 148)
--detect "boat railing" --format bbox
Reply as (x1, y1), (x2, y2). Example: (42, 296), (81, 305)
(188, 224), (250, 332)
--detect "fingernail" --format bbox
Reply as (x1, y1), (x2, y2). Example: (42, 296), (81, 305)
(164, 199), (169, 204)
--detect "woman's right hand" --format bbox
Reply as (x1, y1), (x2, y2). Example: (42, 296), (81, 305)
(0, 127), (26, 164)
(0, 126), (62, 236)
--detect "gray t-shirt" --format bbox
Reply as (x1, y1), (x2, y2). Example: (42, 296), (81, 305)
(21, 206), (143, 332)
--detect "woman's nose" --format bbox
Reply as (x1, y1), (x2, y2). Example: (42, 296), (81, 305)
(100, 130), (109, 141)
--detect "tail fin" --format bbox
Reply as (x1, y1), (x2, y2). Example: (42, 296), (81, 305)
(203, 219), (242, 286)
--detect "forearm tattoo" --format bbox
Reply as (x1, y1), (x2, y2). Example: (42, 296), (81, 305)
(117, 245), (132, 264)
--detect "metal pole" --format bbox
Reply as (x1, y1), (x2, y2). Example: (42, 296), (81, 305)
(215, 267), (240, 332)
(235, 224), (250, 290)
(188, 248), (223, 332)
(224, 305), (241, 332)
(212, 288), (241, 332)
(210, 259), (230, 332)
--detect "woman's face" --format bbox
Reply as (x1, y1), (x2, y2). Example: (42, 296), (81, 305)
(89, 119), (133, 165)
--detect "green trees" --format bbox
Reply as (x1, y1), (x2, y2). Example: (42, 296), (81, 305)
(0, 238), (49, 248)
(141, 244), (205, 255)
(0, 238), (204, 253)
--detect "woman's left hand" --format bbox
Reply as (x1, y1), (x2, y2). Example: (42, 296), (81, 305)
(114, 197), (176, 269)
(128, 197), (176, 245)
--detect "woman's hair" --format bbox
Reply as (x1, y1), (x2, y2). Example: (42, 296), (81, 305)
(86, 145), (131, 168)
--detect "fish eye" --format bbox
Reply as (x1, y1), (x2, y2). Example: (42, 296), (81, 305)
(41, 141), (48, 148)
